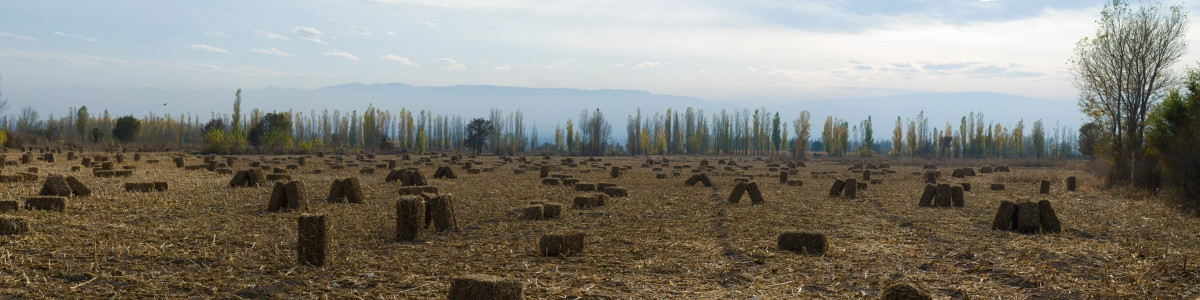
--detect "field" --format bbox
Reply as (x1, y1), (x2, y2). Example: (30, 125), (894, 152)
(1, 151), (1198, 299)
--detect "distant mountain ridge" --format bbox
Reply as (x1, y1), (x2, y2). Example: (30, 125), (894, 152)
(6, 83), (1084, 140)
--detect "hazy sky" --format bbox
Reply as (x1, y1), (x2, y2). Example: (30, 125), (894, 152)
(0, 0), (1196, 103)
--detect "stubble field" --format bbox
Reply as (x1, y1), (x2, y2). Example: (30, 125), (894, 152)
(1, 151), (1198, 299)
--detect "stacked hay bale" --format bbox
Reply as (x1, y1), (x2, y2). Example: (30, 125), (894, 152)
(843, 179), (858, 199)
(0, 201), (18, 213)
(684, 173), (714, 187)
(385, 168), (427, 186)
(38, 175), (74, 197)
(1039, 180), (1051, 194)
(777, 232), (826, 256)
(602, 186), (628, 198)
(991, 200), (1061, 233)
(829, 179), (847, 197)
(433, 166), (458, 179)
(267, 181), (309, 211)
(539, 231), (586, 257)
(1067, 176), (1078, 191)
(448, 274), (523, 300)
(326, 178), (366, 204)
(229, 169), (267, 187)
(727, 181), (765, 204)
(425, 194), (459, 231)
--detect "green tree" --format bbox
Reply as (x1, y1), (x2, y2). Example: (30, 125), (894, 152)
(112, 116), (141, 143)
(75, 106), (89, 141)
(464, 118), (493, 155)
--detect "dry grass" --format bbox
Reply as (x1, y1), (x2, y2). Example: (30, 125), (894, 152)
(0, 152), (1197, 298)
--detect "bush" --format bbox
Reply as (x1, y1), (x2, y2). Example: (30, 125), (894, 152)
(112, 116), (141, 143)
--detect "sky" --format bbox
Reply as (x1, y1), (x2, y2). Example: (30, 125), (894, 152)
(0, 0), (1197, 105)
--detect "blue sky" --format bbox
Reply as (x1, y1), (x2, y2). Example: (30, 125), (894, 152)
(0, 0), (1193, 104)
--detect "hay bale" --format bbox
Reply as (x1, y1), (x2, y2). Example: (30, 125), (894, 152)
(39, 175), (73, 197)
(862, 170), (871, 182)
(267, 182), (287, 211)
(602, 187), (628, 198)
(153, 181), (168, 192)
(656, 173), (668, 179)
(779, 171), (789, 184)
(1067, 176), (1077, 191)
(746, 182), (765, 205)
(0, 201), (17, 213)
(610, 166), (620, 179)
(24, 196), (65, 212)
(777, 232), (826, 255)
(1015, 201), (1041, 234)
(961, 183), (971, 192)
(787, 180), (804, 187)
(343, 177), (364, 204)
(539, 231), (586, 257)
(843, 179), (857, 199)
(124, 182), (155, 192)
(991, 201), (1018, 231)
(297, 214), (327, 266)
(728, 182), (747, 204)
(326, 179), (345, 203)
(1037, 200), (1062, 233)
(880, 283), (931, 300)
(284, 181), (308, 210)
(829, 179), (846, 197)
(447, 274), (524, 300)
(61, 176), (89, 197)
(574, 182), (596, 192)
(520, 205), (545, 220)
(951, 168), (965, 178)
(951, 186), (965, 207)
(0, 217), (29, 236)
(542, 203), (562, 219)
(395, 196), (424, 242)
(427, 194), (459, 232)
(934, 184), (951, 207)
(923, 171), (940, 184)
(541, 178), (560, 186)
(990, 183), (1005, 190)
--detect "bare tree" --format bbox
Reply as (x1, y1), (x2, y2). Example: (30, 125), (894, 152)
(1071, 0), (1187, 186)
(0, 74), (9, 115)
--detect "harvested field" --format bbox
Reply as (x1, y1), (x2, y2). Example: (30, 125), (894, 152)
(0, 153), (1197, 298)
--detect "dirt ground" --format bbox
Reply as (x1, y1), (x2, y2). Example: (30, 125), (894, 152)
(1, 151), (1198, 299)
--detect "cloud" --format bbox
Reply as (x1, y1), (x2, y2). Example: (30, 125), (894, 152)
(386, 31), (396, 35)
(293, 26), (327, 44)
(325, 50), (360, 61)
(253, 30), (290, 40)
(631, 61), (662, 69)
(379, 55), (420, 67)
(350, 25), (372, 36)
(0, 32), (36, 41)
(202, 30), (229, 37)
(189, 44), (231, 54)
(250, 47), (297, 57)
(0, 49), (328, 78)
(493, 65), (511, 71)
(435, 57), (466, 70)
(53, 31), (98, 42)
(416, 20), (440, 28)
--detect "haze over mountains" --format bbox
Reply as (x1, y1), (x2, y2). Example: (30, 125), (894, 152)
(7, 83), (1084, 140)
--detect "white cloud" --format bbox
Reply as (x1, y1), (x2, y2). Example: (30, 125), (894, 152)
(325, 50), (360, 61)
(379, 55), (420, 67)
(293, 26), (327, 44)
(253, 30), (289, 40)
(0, 32), (36, 41)
(189, 44), (231, 54)
(202, 30), (229, 37)
(350, 25), (372, 36)
(250, 47), (297, 57)
(387, 31), (396, 35)
(631, 61), (662, 69)
(416, 20), (440, 28)
(494, 65), (511, 71)
(435, 57), (466, 70)
(0, 49), (328, 78)
(53, 31), (98, 42)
